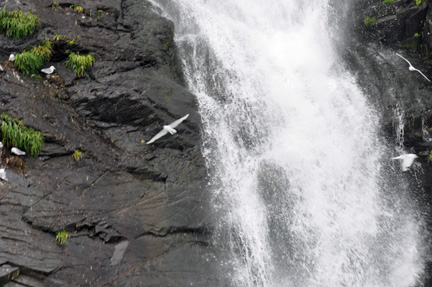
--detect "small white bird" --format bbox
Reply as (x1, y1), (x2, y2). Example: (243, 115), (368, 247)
(147, 114), (189, 145)
(11, 147), (25, 156)
(0, 142), (3, 149)
(41, 65), (56, 74)
(9, 54), (14, 61)
(391, 153), (418, 171)
(396, 53), (431, 82)
(0, 168), (7, 181)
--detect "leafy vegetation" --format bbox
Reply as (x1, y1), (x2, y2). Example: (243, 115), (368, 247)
(15, 40), (53, 74)
(72, 149), (83, 161)
(97, 10), (103, 21)
(1, 113), (44, 157)
(414, 33), (420, 38)
(0, 8), (40, 39)
(364, 16), (376, 28)
(382, 0), (396, 4)
(415, 0), (423, 6)
(65, 52), (95, 77)
(52, 2), (60, 9)
(428, 150), (432, 163)
(71, 5), (84, 13)
(56, 230), (69, 245)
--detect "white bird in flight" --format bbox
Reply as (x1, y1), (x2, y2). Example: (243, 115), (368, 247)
(396, 53), (431, 82)
(11, 147), (25, 156)
(391, 153), (418, 171)
(41, 65), (56, 74)
(147, 114), (189, 144)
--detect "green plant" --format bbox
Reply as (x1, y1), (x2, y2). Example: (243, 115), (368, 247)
(428, 151), (432, 163)
(52, 2), (60, 9)
(414, 33), (420, 38)
(67, 39), (75, 46)
(56, 230), (69, 245)
(0, 8), (40, 39)
(53, 34), (63, 41)
(1, 113), (44, 156)
(415, 0), (423, 6)
(382, 0), (396, 3)
(15, 40), (53, 74)
(71, 5), (84, 13)
(97, 9), (103, 21)
(364, 16), (376, 28)
(65, 52), (95, 77)
(72, 149), (83, 161)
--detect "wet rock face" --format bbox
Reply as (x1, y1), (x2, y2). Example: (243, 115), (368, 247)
(0, 0), (221, 286)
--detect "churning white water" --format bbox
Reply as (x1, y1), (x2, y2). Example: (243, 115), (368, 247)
(150, 1), (424, 286)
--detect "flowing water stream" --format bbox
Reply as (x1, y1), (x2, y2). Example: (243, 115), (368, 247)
(149, 1), (425, 286)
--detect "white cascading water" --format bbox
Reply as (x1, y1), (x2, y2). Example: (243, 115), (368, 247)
(150, 1), (424, 286)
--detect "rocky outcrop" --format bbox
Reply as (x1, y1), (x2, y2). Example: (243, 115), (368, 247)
(0, 0), (222, 286)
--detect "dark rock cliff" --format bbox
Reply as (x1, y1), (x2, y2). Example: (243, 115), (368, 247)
(0, 0), (221, 286)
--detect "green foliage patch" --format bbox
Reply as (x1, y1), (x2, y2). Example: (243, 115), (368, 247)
(65, 52), (95, 77)
(56, 230), (69, 245)
(1, 113), (44, 157)
(0, 8), (40, 39)
(15, 40), (53, 74)
(71, 5), (84, 13)
(72, 149), (83, 161)
(382, 0), (396, 4)
(364, 16), (376, 28)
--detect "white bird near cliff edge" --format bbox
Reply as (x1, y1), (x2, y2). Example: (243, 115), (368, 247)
(147, 114), (189, 144)
(8, 54), (14, 62)
(391, 153), (418, 171)
(0, 168), (6, 181)
(396, 53), (431, 82)
(41, 66), (56, 75)
(11, 147), (25, 156)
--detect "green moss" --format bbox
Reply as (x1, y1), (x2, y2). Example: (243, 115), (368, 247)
(364, 16), (376, 28)
(72, 149), (83, 161)
(414, 33), (420, 38)
(56, 230), (69, 245)
(71, 5), (84, 13)
(415, 0), (423, 6)
(382, 0), (396, 4)
(0, 8), (40, 39)
(65, 52), (95, 77)
(15, 40), (53, 74)
(1, 113), (44, 157)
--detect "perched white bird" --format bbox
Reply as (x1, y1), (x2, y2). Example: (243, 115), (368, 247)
(0, 168), (6, 181)
(11, 147), (25, 156)
(396, 53), (431, 82)
(8, 54), (14, 61)
(0, 142), (3, 149)
(41, 65), (56, 74)
(147, 114), (189, 145)
(391, 153), (418, 171)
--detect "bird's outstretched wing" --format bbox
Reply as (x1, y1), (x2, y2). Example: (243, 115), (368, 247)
(147, 129), (168, 144)
(396, 53), (412, 66)
(413, 69), (431, 82)
(147, 114), (189, 145)
(168, 114), (189, 129)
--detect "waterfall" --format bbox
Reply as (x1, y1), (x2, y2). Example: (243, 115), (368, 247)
(149, 1), (425, 286)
